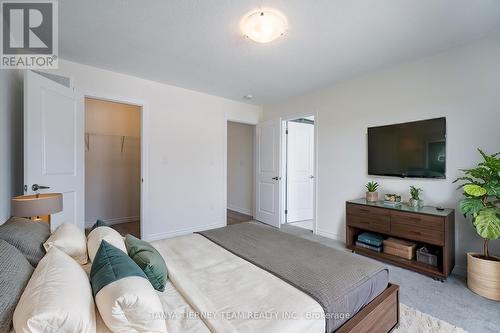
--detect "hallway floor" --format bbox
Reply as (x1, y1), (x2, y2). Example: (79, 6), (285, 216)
(111, 221), (140, 238)
(227, 209), (253, 225)
(86, 221), (140, 238)
(287, 219), (313, 230)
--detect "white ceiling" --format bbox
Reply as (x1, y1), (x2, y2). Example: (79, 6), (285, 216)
(60, 0), (500, 105)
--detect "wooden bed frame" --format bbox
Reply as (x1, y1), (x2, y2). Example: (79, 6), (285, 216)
(336, 283), (400, 333)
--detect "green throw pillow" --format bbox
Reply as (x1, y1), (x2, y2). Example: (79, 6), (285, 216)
(90, 240), (146, 296)
(125, 234), (167, 291)
(90, 219), (107, 231)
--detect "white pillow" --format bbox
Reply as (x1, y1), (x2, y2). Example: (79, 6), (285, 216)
(96, 276), (166, 332)
(87, 226), (127, 262)
(43, 223), (88, 264)
(13, 247), (96, 333)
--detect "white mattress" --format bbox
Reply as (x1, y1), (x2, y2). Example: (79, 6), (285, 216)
(152, 234), (325, 333)
(93, 281), (211, 333)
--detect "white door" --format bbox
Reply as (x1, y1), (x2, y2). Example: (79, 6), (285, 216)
(24, 70), (84, 230)
(255, 119), (281, 227)
(286, 121), (314, 223)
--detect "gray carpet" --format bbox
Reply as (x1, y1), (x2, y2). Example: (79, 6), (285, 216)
(270, 222), (500, 333)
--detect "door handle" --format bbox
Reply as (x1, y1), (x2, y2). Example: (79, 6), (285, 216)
(272, 177), (280, 180)
(309, 175), (315, 179)
(32, 184), (50, 192)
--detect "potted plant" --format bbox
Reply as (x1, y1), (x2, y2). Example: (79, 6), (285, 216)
(365, 181), (379, 202)
(409, 186), (423, 208)
(454, 149), (500, 301)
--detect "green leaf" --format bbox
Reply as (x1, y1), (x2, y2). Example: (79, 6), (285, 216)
(463, 184), (487, 197)
(463, 167), (492, 181)
(459, 198), (484, 217)
(478, 148), (500, 170)
(365, 181), (379, 192)
(485, 183), (500, 197)
(474, 208), (500, 240)
(453, 176), (479, 185)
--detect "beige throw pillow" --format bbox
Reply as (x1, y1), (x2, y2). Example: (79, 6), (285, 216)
(87, 226), (127, 262)
(13, 247), (96, 333)
(43, 223), (88, 264)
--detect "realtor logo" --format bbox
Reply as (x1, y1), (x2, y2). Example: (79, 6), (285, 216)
(1, 0), (58, 68)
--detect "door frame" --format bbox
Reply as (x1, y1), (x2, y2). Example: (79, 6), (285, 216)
(83, 92), (148, 239)
(280, 111), (318, 234)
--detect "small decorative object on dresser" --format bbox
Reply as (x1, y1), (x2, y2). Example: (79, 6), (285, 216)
(409, 186), (423, 208)
(454, 148), (500, 301)
(383, 193), (401, 207)
(365, 181), (379, 202)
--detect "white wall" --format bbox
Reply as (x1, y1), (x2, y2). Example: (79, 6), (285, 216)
(227, 121), (254, 216)
(0, 69), (23, 223)
(47, 60), (262, 240)
(85, 98), (141, 227)
(263, 35), (500, 274)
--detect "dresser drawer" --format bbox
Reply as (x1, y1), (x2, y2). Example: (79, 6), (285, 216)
(390, 212), (444, 245)
(346, 204), (390, 234)
(347, 204), (388, 219)
(347, 214), (390, 233)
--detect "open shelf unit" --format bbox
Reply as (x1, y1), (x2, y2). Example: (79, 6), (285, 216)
(349, 243), (443, 277)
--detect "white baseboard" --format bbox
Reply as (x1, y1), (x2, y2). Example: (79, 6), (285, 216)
(85, 216), (140, 229)
(316, 228), (345, 243)
(144, 222), (226, 242)
(227, 205), (253, 216)
(452, 264), (466, 277)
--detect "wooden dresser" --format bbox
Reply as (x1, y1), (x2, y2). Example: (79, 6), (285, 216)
(346, 199), (455, 280)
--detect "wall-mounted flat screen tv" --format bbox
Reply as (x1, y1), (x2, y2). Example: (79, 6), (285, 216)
(368, 117), (446, 178)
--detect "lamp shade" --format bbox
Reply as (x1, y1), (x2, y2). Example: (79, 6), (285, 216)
(11, 193), (63, 217)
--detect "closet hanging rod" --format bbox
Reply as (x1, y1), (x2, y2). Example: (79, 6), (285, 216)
(85, 133), (139, 152)
(84, 132), (140, 139)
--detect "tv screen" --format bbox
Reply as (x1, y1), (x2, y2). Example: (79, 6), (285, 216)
(368, 117), (446, 178)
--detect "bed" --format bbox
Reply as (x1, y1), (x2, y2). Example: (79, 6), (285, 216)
(149, 222), (399, 333)
(4, 220), (399, 333)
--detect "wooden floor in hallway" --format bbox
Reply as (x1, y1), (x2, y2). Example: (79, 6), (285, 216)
(86, 221), (141, 239)
(111, 221), (140, 238)
(227, 209), (253, 225)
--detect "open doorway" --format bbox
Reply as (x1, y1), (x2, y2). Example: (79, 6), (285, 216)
(227, 121), (255, 225)
(84, 98), (141, 238)
(283, 116), (315, 231)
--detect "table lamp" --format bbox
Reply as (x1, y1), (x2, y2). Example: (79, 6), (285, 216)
(11, 193), (63, 224)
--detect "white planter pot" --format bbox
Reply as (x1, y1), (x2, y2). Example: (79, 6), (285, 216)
(409, 198), (423, 208)
(366, 192), (378, 202)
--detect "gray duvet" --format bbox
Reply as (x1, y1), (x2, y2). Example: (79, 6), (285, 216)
(198, 223), (388, 332)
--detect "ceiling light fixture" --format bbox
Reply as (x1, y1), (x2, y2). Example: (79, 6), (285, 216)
(240, 9), (288, 43)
